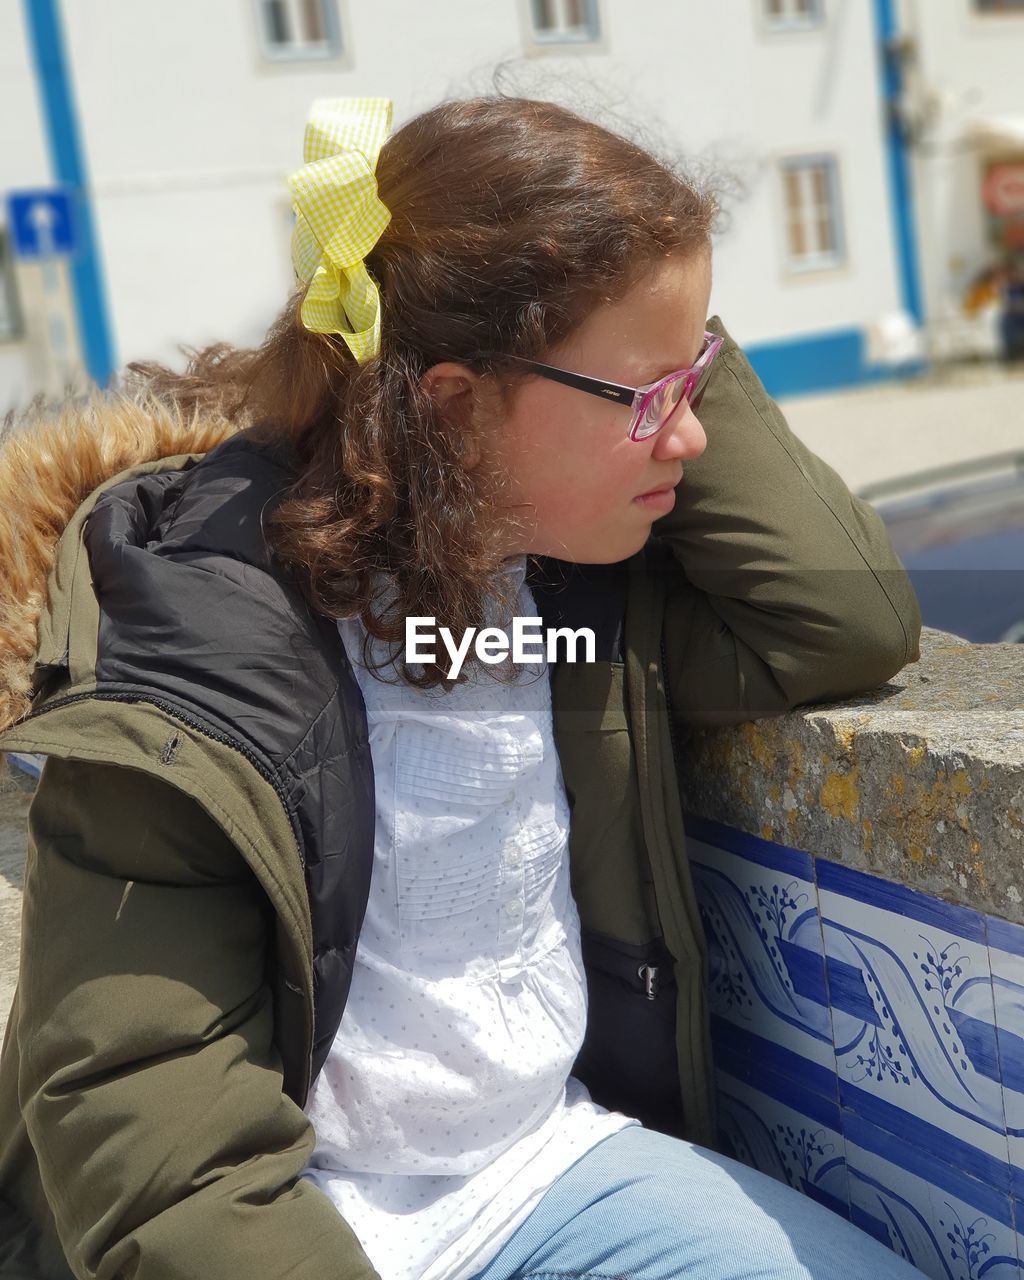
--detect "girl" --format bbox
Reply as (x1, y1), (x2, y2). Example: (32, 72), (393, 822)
(0, 95), (924, 1280)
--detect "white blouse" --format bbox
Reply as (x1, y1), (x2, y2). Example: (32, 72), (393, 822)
(300, 558), (634, 1280)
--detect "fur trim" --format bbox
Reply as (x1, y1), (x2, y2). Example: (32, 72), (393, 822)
(0, 392), (240, 734)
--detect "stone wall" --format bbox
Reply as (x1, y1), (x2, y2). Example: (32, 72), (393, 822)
(681, 628), (1024, 921)
(683, 627), (1024, 1280)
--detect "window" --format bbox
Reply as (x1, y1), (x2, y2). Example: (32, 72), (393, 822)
(256, 0), (341, 60)
(763, 0), (823, 29)
(779, 156), (845, 271)
(0, 229), (23, 342)
(529, 0), (601, 44)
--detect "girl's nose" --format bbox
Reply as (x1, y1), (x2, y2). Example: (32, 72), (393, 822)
(652, 401), (707, 462)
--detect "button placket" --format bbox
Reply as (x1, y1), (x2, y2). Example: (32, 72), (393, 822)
(497, 837), (526, 977)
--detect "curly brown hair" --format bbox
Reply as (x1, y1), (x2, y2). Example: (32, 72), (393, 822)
(133, 95), (718, 687)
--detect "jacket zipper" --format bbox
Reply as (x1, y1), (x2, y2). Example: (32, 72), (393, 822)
(638, 963), (659, 1000)
(641, 625), (689, 1007)
(19, 689), (306, 869)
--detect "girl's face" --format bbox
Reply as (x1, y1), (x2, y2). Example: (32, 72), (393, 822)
(483, 249), (712, 563)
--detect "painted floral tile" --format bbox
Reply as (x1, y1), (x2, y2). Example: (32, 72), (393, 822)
(984, 917), (1024, 1201)
(715, 1065), (849, 1221)
(845, 1113), (1021, 1280)
(818, 861), (1009, 1176)
(1014, 1199), (1024, 1276)
(687, 818), (835, 1081)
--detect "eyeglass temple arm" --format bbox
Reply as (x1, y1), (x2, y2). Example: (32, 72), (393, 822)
(500, 357), (636, 408)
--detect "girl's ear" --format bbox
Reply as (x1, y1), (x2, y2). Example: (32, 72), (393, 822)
(419, 362), (484, 469)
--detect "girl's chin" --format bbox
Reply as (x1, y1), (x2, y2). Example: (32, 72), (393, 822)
(546, 532), (650, 566)
(510, 516), (653, 564)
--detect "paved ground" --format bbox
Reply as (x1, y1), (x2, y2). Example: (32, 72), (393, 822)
(780, 362), (1024, 493)
(0, 362), (1020, 1044)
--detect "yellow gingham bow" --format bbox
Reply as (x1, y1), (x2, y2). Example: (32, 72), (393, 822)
(287, 97), (394, 363)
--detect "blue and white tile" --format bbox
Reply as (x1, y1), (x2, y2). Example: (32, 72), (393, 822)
(984, 917), (1024, 1200)
(687, 819), (835, 1079)
(844, 1114), (1021, 1280)
(715, 1065), (849, 1220)
(817, 861), (1008, 1171)
(1014, 1199), (1024, 1274)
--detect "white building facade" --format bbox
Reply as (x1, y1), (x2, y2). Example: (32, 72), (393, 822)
(2, 0), (1021, 411)
(895, 0), (1024, 361)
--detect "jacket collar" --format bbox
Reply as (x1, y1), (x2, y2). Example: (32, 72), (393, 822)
(0, 391), (242, 735)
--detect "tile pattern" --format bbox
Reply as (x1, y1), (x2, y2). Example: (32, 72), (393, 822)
(716, 1066), (849, 1220)
(686, 814), (1024, 1280)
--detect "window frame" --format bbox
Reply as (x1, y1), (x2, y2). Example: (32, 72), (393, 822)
(253, 0), (343, 63)
(761, 0), (825, 32)
(778, 153), (847, 275)
(0, 227), (24, 344)
(525, 0), (602, 47)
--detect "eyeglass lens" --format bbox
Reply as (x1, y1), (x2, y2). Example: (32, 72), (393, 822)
(632, 359), (716, 440)
(633, 378), (687, 440)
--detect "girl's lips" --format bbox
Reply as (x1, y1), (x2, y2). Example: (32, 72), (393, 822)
(633, 474), (682, 510)
(633, 486), (677, 513)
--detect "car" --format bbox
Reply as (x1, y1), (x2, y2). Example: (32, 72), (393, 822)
(860, 451), (1024, 644)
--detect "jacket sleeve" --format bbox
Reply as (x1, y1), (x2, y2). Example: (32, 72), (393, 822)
(654, 316), (922, 727)
(16, 756), (379, 1280)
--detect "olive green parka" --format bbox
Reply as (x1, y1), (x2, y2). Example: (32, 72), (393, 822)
(0, 320), (921, 1279)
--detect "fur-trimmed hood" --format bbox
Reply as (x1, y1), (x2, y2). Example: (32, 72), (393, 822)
(0, 392), (241, 735)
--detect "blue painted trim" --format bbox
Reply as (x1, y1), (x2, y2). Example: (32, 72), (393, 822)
(849, 1201), (895, 1248)
(845, 1109), (1012, 1222)
(709, 1015), (840, 1101)
(742, 327), (925, 400)
(949, 1009), (1004, 1089)
(684, 813), (813, 881)
(22, 0), (116, 385)
(800, 1182), (849, 1220)
(717, 1062), (842, 1133)
(817, 858), (987, 944)
(872, 0), (924, 326)
(825, 954), (882, 1026)
(4, 752), (43, 780)
(987, 916), (1024, 959)
(778, 938), (830, 1007)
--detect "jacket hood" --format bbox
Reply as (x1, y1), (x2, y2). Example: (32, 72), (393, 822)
(0, 393), (378, 1089)
(0, 391), (241, 735)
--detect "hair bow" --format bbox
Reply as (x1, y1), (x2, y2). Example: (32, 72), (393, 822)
(287, 97), (394, 363)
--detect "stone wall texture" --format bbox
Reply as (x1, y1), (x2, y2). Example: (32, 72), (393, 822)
(678, 627), (1024, 923)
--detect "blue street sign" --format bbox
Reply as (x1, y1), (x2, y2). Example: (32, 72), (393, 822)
(6, 187), (77, 258)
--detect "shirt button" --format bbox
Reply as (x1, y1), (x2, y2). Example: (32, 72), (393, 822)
(506, 848), (522, 867)
(504, 899), (523, 917)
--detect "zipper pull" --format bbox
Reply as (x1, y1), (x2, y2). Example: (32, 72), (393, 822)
(638, 964), (660, 1000)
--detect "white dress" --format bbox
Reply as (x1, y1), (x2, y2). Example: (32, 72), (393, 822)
(300, 558), (635, 1280)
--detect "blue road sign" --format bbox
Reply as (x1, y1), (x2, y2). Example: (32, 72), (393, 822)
(6, 187), (77, 258)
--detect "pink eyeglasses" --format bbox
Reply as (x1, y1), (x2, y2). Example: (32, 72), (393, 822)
(494, 330), (724, 442)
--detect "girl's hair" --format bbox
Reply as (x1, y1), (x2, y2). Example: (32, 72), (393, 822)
(132, 95), (717, 688)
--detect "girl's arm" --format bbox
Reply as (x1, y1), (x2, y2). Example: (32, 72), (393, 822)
(14, 757), (378, 1280)
(654, 317), (922, 727)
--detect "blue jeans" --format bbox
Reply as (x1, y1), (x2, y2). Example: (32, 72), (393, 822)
(469, 1127), (927, 1280)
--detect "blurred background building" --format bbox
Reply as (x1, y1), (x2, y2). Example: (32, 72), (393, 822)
(1, 0), (1023, 411)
